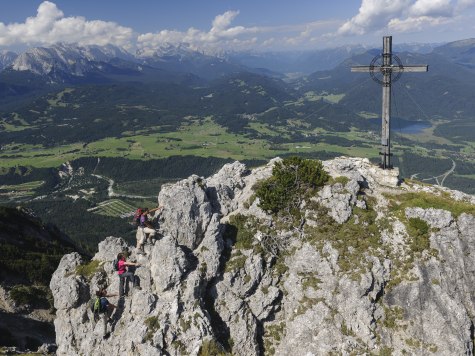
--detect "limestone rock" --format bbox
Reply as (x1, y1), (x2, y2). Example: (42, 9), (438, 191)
(94, 236), (129, 262)
(158, 175), (213, 249)
(206, 161), (248, 216)
(405, 207), (454, 229)
(150, 235), (190, 293)
(50, 157), (475, 356)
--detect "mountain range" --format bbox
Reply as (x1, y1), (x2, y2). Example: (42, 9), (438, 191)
(0, 38), (474, 194)
(2, 38), (473, 83)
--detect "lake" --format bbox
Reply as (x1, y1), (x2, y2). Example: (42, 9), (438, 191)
(370, 118), (432, 135)
(397, 122), (431, 134)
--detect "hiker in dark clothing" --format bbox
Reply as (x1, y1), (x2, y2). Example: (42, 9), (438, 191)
(95, 288), (117, 339)
(117, 253), (141, 297)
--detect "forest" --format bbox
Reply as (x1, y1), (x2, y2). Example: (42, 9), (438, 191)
(0, 58), (473, 254)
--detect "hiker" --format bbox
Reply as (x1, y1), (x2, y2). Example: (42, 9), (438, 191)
(94, 288), (117, 339)
(136, 205), (163, 252)
(117, 252), (141, 297)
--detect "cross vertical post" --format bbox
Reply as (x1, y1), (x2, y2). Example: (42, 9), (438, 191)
(351, 36), (428, 170)
(381, 36), (392, 169)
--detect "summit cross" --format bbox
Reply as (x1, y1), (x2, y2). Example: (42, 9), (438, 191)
(351, 36), (428, 169)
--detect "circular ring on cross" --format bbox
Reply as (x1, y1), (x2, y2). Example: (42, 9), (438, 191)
(369, 54), (404, 85)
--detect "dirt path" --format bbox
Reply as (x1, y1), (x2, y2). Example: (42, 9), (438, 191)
(409, 159), (456, 187)
(92, 174), (154, 199)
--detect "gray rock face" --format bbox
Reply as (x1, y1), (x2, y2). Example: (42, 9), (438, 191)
(51, 157), (475, 356)
(158, 175), (213, 249)
(94, 236), (130, 262)
(405, 207), (454, 228)
(206, 161), (248, 216)
(150, 235), (190, 292)
(316, 183), (354, 223)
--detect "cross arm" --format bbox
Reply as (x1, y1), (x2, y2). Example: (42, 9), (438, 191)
(397, 65), (428, 73)
(350, 66), (372, 72)
(351, 64), (428, 73)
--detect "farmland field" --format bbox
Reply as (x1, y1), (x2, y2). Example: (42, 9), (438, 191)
(87, 199), (136, 218)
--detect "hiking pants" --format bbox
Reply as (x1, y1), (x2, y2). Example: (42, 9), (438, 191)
(100, 307), (113, 336)
(137, 227), (156, 247)
(102, 312), (108, 335)
(119, 272), (137, 296)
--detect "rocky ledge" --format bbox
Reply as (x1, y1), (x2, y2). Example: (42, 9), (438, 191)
(51, 156), (475, 355)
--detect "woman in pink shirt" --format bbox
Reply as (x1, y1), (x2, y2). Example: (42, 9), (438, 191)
(117, 253), (141, 297)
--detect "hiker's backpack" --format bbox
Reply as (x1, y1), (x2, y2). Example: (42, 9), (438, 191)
(90, 297), (107, 314)
(132, 208), (142, 227)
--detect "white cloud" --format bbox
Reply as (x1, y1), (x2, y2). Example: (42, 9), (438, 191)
(388, 15), (452, 32)
(0, 1), (134, 48)
(409, 0), (453, 17)
(337, 0), (471, 36)
(338, 0), (411, 36)
(457, 0), (475, 9)
(2, 0), (473, 53)
(137, 10), (262, 54)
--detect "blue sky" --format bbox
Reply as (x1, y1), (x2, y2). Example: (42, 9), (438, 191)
(1, 0), (474, 53)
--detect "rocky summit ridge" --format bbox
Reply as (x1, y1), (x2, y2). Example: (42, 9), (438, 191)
(50, 156), (475, 355)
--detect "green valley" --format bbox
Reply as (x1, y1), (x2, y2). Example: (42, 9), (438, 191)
(1, 44), (474, 252)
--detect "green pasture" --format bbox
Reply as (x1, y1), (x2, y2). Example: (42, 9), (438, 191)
(301, 91), (345, 104)
(46, 88), (76, 108)
(87, 199), (136, 218)
(0, 180), (44, 191)
(0, 114), (470, 173)
(358, 111), (379, 119)
(0, 120), (33, 132)
(0, 180), (44, 202)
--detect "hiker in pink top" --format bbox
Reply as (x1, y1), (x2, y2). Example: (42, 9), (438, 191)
(117, 253), (141, 297)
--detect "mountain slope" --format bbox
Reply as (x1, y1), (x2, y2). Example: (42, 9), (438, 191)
(0, 50), (17, 71)
(50, 157), (475, 355)
(0, 206), (77, 284)
(432, 38), (475, 70)
(297, 50), (475, 122)
(11, 43), (134, 76)
(0, 206), (79, 351)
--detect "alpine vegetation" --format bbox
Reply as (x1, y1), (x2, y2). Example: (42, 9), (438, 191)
(50, 156), (475, 355)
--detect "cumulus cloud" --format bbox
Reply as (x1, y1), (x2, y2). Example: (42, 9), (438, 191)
(410, 0), (453, 17)
(388, 15), (452, 32)
(0, 1), (134, 48)
(456, 0), (475, 11)
(137, 12), (342, 55)
(137, 10), (263, 54)
(337, 0), (473, 36)
(338, 0), (411, 36)
(4, 0), (473, 53)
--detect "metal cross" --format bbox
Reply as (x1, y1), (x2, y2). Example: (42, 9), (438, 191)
(351, 36), (428, 169)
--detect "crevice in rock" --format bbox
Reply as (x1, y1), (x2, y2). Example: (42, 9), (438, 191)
(470, 321), (474, 352)
(255, 291), (284, 356)
(255, 318), (265, 356)
(363, 272), (376, 298)
(206, 186), (223, 215)
(202, 283), (232, 351)
(179, 245), (199, 279)
(198, 223), (237, 352)
(373, 279), (386, 305)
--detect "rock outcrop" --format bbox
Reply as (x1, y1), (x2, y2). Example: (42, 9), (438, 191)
(51, 156), (475, 355)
